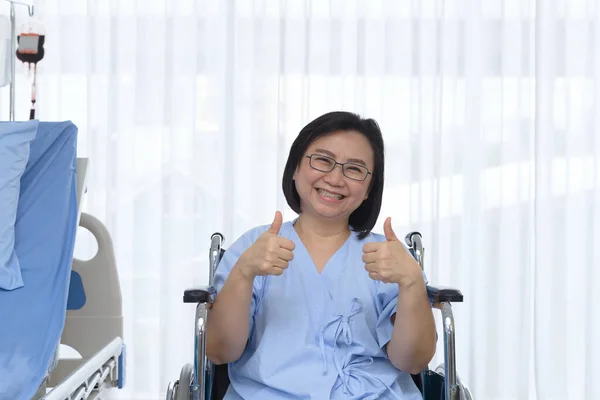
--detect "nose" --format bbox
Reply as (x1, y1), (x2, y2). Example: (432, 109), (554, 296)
(323, 164), (345, 185)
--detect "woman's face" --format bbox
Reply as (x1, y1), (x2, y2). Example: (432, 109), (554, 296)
(293, 130), (374, 223)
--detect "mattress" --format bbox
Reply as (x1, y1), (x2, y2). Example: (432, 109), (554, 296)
(0, 121), (79, 400)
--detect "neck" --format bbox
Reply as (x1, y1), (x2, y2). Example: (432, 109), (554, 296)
(294, 213), (350, 243)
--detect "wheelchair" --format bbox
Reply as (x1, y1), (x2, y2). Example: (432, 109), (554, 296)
(166, 231), (472, 400)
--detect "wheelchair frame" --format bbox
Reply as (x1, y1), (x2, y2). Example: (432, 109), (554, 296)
(167, 231), (466, 400)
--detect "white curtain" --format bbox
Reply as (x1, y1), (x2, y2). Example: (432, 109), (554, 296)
(2, 0), (598, 399)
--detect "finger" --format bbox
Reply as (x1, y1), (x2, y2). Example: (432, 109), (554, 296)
(271, 258), (289, 268)
(368, 271), (382, 281)
(364, 261), (378, 273)
(268, 211), (283, 235)
(276, 248), (294, 261)
(278, 237), (296, 251)
(362, 242), (380, 253)
(384, 217), (399, 242)
(268, 265), (286, 276)
(362, 252), (377, 264)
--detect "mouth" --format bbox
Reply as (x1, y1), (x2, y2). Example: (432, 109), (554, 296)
(316, 188), (346, 201)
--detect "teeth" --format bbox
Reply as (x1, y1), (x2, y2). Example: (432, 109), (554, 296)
(317, 189), (344, 200)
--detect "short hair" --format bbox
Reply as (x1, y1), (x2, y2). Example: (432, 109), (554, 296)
(282, 111), (385, 239)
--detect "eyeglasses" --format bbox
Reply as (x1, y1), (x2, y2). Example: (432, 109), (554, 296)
(305, 154), (372, 181)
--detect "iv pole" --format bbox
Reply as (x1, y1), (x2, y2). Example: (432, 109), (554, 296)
(3, 0), (34, 121)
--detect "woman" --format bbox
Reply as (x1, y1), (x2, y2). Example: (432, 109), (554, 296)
(206, 111), (436, 399)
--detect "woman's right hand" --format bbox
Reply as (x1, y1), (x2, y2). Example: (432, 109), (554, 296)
(237, 211), (295, 280)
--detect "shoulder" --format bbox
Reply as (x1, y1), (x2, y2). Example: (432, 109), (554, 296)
(227, 220), (295, 251)
(352, 229), (411, 252)
(358, 230), (386, 243)
(350, 230), (386, 248)
(234, 224), (268, 244)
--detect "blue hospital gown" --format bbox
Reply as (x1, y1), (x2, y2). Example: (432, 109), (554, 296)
(213, 220), (427, 399)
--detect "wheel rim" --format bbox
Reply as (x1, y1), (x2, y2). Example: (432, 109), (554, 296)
(166, 381), (177, 400)
(175, 364), (195, 400)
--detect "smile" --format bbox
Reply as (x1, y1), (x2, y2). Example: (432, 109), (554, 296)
(316, 188), (345, 200)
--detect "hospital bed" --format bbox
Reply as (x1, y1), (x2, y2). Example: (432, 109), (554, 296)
(0, 121), (125, 400)
(167, 231), (472, 400)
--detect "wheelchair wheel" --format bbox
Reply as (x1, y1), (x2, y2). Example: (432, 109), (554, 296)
(165, 380), (177, 400)
(433, 363), (474, 400)
(175, 363), (194, 400)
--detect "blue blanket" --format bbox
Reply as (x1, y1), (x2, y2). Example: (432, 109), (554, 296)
(0, 121), (79, 400)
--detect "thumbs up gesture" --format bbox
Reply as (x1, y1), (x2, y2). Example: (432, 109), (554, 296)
(238, 211), (295, 279)
(362, 217), (422, 287)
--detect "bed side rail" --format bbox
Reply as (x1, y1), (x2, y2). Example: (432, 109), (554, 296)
(42, 337), (123, 400)
(48, 212), (125, 390)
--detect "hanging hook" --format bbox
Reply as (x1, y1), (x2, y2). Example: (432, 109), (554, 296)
(3, 1), (34, 17)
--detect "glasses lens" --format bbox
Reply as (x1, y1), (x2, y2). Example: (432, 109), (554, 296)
(343, 164), (368, 180)
(310, 155), (335, 171)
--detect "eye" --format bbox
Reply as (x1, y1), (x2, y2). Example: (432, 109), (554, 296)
(346, 165), (362, 173)
(314, 156), (334, 166)
(343, 164), (369, 179)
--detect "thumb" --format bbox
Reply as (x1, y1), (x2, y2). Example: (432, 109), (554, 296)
(268, 211), (283, 235)
(384, 217), (399, 242)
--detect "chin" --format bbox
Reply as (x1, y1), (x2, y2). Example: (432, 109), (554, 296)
(312, 203), (353, 221)
(316, 211), (346, 220)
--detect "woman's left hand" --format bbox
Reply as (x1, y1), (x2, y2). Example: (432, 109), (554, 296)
(362, 217), (423, 288)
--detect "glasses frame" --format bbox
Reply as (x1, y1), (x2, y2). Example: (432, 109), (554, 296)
(305, 154), (372, 181)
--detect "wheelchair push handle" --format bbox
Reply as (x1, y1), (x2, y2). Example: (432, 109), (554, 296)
(209, 233), (225, 286)
(404, 231), (425, 271)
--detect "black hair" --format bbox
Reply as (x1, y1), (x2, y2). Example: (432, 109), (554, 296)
(282, 111), (385, 239)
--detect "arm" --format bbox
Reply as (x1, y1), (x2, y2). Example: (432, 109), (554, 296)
(362, 217), (436, 374)
(206, 264), (255, 365)
(386, 278), (436, 374)
(206, 211), (294, 365)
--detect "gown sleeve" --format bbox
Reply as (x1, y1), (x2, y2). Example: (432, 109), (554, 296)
(212, 226), (266, 336)
(374, 270), (429, 349)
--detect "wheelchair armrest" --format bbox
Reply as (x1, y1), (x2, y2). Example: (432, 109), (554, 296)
(426, 285), (463, 303)
(183, 286), (215, 304)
